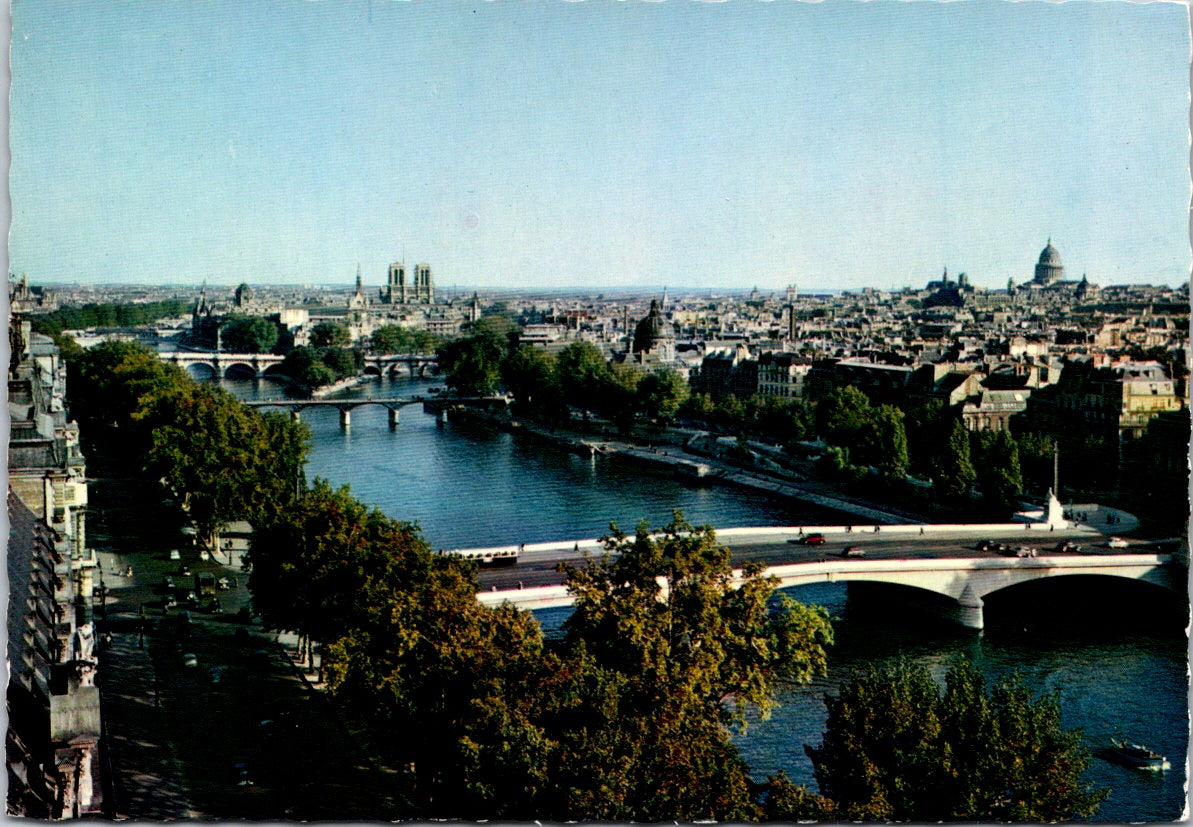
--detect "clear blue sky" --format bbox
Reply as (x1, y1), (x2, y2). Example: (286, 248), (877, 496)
(9, 0), (1191, 291)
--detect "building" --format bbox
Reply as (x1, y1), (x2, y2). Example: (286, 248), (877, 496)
(6, 316), (103, 819)
(630, 299), (676, 363)
(1032, 239), (1065, 286)
(756, 352), (811, 399)
(382, 261), (434, 304)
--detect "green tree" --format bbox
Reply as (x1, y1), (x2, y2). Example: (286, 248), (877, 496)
(816, 385), (873, 446)
(973, 430), (1023, 515)
(869, 404), (909, 479)
(555, 341), (611, 415)
(551, 514), (835, 820)
(602, 362), (643, 432)
(309, 322), (351, 348)
(142, 382), (309, 552)
(932, 420), (977, 506)
(501, 346), (563, 417)
(220, 315), (279, 353)
(636, 367), (690, 425)
(439, 334), (508, 395)
(806, 659), (1107, 821)
(371, 324), (442, 354)
(67, 340), (190, 457)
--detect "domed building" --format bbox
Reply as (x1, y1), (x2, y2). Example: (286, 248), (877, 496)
(631, 299), (676, 362)
(1033, 239), (1064, 286)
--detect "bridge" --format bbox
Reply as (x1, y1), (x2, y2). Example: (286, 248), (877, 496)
(244, 394), (508, 427)
(362, 353), (438, 379)
(158, 351), (438, 381)
(159, 350), (287, 380)
(470, 519), (1183, 631)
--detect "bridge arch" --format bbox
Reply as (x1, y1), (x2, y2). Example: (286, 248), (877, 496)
(261, 363), (289, 378)
(223, 362), (258, 380)
(362, 365), (382, 377)
(184, 362), (217, 381)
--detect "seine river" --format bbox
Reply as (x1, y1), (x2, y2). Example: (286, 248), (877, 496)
(224, 376), (1187, 821)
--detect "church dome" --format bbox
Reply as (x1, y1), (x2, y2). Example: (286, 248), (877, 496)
(1038, 241), (1062, 266)
(632, 299), (675, 354)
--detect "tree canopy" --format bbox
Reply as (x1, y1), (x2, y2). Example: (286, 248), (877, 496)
(220, 315), (280, 353)
(804, 659), (1107, 821)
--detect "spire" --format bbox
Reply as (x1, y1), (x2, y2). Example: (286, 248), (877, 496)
(355, 263), (362, 293)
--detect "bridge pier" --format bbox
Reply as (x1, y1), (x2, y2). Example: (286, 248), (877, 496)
(438, 408), (449, 425)
(388, 408), (400, 428)
(290, 410), (301, 423)
(339, 409), (351, 429)
(954, 585), (984, 631)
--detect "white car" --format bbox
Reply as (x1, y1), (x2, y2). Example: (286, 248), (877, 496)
(1106, 537), (1129, 548)
(169, 550), (181, 561)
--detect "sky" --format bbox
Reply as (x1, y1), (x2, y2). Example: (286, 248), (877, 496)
(8, 0), (1191, 292)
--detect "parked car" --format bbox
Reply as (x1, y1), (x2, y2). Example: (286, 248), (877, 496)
(183, 652), (198, 667)
(789, 533), (827, 546)
(169, 550), (181, 561)
(1106, 537), (1129, 548)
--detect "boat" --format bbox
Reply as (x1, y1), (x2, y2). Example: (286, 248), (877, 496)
(1096, 739), (1170, 771)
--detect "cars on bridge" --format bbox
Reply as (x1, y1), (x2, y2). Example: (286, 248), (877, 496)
(1106, 536), (1129, 548)
(841, 546), (865, 558)
(788, 533), (826, 546)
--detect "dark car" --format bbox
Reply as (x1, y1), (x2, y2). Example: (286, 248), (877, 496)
(842, 546), (865, 558)
(1054, 540), (1082, 553)
(788, 533), (827, 546)
(976, 539), (995, 551)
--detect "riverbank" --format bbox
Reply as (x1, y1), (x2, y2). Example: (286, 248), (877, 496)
(444, 404), (925, 525)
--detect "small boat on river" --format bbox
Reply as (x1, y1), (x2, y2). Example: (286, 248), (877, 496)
(1096, 739), (1170, 771)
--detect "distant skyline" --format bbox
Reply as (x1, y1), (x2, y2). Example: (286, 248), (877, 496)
(9, 0), (1191, 291)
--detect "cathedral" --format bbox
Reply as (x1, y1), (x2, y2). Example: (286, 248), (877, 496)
(382, 262), (434, 304)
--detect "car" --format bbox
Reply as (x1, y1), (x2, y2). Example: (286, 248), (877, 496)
(1106, 537), (1129, 548)
(842, 546), (865, 558)
(159, 576), (175, 592)
(232, 761), (252, 787)
(1054, 540), (1082, 553)
(976, 539), (995, 551)
(788, 533), (827, 546)
(183, 652), (198, 667)
(169, 550), (181, 561)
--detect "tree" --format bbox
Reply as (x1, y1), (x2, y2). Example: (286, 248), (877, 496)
(221, 315), (279, 353)
(973, 430), (1023, 515)
(551, 514), (835, 820)
(67, 340), (191, 457)
(636, 368), (690, 425)
(932, 420), (977, 506)
(816, 385), (873, 446)
(555, 342), (611, 415)
(142, 382), (308, 552)
(806, 659), (1107, 821)
(439, 334), (507, 395)
(309, 322), (351, 348)
(372, 324), (441, 354)
(869, 404), (909, 479)
(501, 346), (563, 417)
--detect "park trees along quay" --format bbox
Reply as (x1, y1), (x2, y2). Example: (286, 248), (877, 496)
(67, 339), (1120, 820)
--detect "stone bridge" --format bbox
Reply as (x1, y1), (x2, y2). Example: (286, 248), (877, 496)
(478, 551), (1178, 630)
(362, 354), (439, 379)
(159, 350), (287, 380)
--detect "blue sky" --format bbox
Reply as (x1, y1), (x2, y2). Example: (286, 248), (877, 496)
(9, 0), (1190, 291)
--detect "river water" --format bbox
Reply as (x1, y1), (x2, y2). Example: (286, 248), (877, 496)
(223, 376), (1188, 821)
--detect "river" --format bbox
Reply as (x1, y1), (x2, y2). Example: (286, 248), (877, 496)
(222, 375), (1188, 821)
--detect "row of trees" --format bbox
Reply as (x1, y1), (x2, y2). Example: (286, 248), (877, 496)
(247, 485), (1105, 820)
(438, 321), (690, 430)
(66, 340), (309, 552)
(249, 502), (835, 819)
(29, 299), (190, 337)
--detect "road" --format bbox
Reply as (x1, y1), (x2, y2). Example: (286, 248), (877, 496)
(474, 526), (1153, 592)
